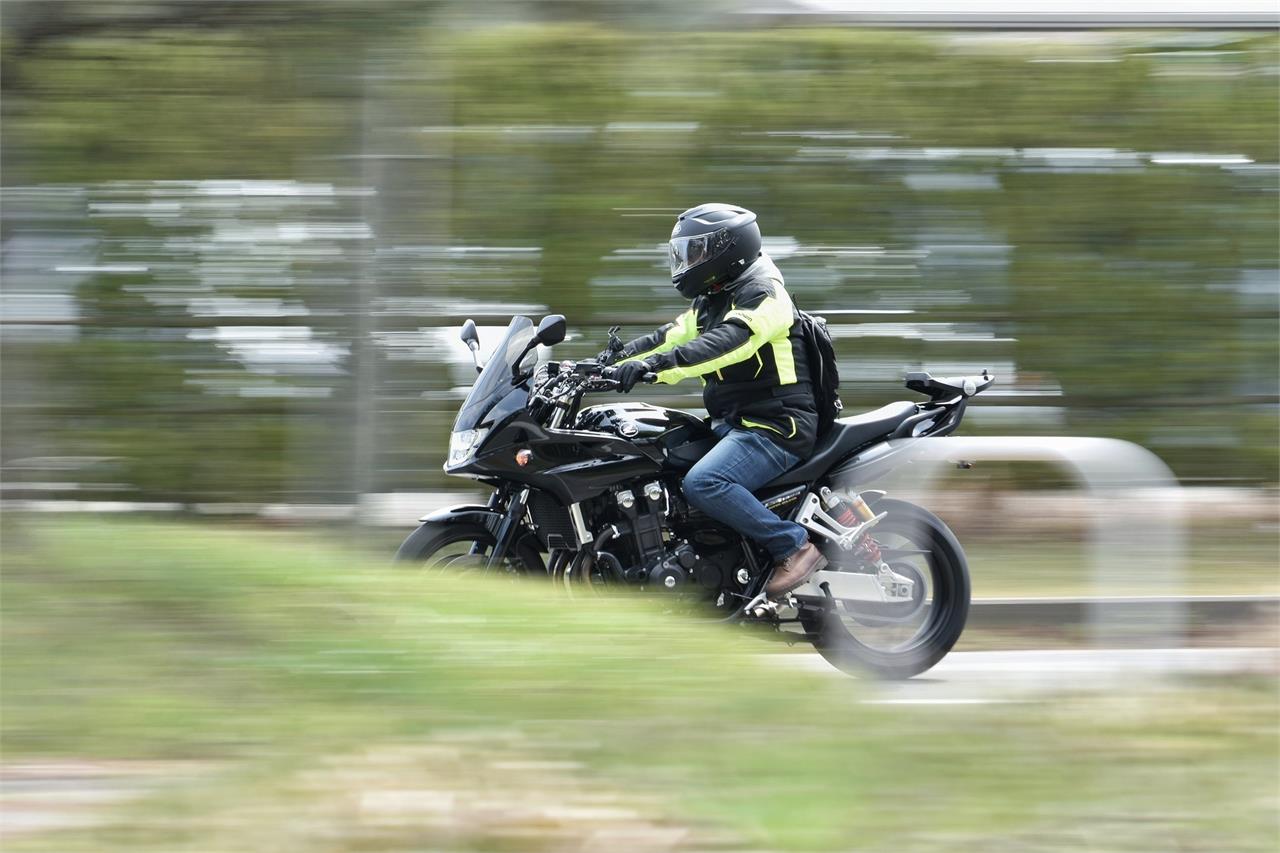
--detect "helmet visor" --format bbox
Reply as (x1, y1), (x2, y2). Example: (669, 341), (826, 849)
(669, 228), (729, 277)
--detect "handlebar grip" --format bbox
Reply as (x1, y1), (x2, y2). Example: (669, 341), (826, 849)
(599, 366), (657, 385)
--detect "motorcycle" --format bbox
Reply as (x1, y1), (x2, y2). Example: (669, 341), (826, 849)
(397, 313), (994, 679)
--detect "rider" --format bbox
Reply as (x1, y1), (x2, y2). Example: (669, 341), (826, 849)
(607, 203), (825, 598)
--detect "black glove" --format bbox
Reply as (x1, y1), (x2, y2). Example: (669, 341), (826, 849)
(596, 348), (620, 366)
(614, 360), (650, 393)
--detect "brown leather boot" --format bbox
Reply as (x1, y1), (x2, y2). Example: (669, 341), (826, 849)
(765, 541), (825, 598)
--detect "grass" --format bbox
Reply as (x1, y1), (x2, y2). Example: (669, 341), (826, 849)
(2, 519), (1277, 851)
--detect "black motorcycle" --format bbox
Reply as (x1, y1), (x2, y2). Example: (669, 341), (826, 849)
(397, 313), (994, 679)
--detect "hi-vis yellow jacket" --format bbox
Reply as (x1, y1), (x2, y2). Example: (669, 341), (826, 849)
(618, 255), (818, 455)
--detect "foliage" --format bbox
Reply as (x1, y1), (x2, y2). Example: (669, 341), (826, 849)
(2, 20), (1276, 500)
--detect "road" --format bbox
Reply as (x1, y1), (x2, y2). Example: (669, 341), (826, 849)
(745, 0), (1279, 28)
(778, 646), (1279, 704)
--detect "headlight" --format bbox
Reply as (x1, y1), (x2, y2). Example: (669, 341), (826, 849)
(447, 427), (489, 468)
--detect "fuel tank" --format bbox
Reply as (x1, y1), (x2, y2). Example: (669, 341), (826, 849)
(576, 402), (715, 471)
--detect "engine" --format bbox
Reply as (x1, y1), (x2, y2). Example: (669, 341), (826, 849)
(594, 478), (738, 599)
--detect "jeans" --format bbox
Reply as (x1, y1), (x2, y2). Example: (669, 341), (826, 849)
(683, 422), (808, 561)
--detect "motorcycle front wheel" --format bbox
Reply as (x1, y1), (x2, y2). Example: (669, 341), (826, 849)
(394, 520), (544, 576)
(799, 498), (970, 680)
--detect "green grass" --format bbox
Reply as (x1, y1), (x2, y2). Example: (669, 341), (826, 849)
(2, 519), (1277, 851)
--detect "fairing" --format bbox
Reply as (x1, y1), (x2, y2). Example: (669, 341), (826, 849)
(453, 316), (540, 433)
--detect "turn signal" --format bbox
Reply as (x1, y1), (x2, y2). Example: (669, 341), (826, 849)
(515, 449), (533, 467)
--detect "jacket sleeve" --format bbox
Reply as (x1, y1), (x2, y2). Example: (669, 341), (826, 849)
(616, 308), (698, 364)
(646, 281), (794, 385)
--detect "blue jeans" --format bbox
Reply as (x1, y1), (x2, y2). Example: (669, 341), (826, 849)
(683, 423), (808, 561)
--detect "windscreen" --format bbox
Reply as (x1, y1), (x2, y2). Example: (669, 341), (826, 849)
(452, 316), (537, 432)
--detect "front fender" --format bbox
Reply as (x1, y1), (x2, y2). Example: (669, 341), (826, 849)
(401, 502), (546, 572)
(418, 503), (502, 536)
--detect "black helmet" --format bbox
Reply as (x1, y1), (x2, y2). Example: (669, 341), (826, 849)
(668, 203), (762, 299)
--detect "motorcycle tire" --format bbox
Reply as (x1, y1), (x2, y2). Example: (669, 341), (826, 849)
(394, 520), (544, 575)
(799, 498), (970, 680)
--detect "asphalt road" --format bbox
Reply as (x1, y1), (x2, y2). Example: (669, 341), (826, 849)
(778, 646), (1279, 703)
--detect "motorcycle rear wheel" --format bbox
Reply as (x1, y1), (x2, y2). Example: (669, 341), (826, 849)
(799, 498), (970, 680)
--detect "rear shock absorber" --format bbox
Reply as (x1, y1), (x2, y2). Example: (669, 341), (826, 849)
(819, 488), (884, 564)
(807, 487), (887, 553)
(820, 487), (878, 528)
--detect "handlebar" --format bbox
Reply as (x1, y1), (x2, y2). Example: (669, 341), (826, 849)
(600, 366), (658, 385)
(533, 360), (655, 402)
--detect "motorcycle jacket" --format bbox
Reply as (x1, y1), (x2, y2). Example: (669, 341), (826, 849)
(618, 254), (818, 457)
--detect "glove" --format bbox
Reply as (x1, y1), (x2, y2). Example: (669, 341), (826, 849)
(596, 348), (620, 366)
(614, 360), (650, 393)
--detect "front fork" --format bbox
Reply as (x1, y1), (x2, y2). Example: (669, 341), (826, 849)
(483, 486), (531, 570)
(464, 486), (528, 570)
(474, 404), (571, 569)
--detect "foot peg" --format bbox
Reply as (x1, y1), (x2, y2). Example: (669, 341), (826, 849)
(741, 592), (773, 618)
(741, 591), (800, 619)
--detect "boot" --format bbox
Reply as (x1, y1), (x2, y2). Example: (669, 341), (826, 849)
(765, 541), (824, 598)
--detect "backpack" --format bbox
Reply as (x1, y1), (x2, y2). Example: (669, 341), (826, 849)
(796, 309), (843, 436)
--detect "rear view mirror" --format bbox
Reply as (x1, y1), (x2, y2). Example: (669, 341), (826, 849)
(460, 319), (483, 373)
(460, 318), (480, 351)
(510, 314), (567, 381)
(535, 314), (566, 347)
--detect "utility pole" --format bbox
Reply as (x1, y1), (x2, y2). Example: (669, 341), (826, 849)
(353, 51), (383, 520)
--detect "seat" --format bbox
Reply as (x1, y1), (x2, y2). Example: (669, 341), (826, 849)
(761, 401), (918, 488)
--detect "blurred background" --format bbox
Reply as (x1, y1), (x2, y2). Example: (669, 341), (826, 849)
(1, 3), (1277, 849)
(3, 1), (1276, 511)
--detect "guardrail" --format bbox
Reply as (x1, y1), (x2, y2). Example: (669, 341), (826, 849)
(970, 595), (1279, 629)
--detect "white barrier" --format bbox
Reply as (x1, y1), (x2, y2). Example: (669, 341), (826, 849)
(845, 436), (1188, 647)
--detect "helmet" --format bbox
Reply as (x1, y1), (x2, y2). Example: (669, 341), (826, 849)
(668, 203), (762, 299)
